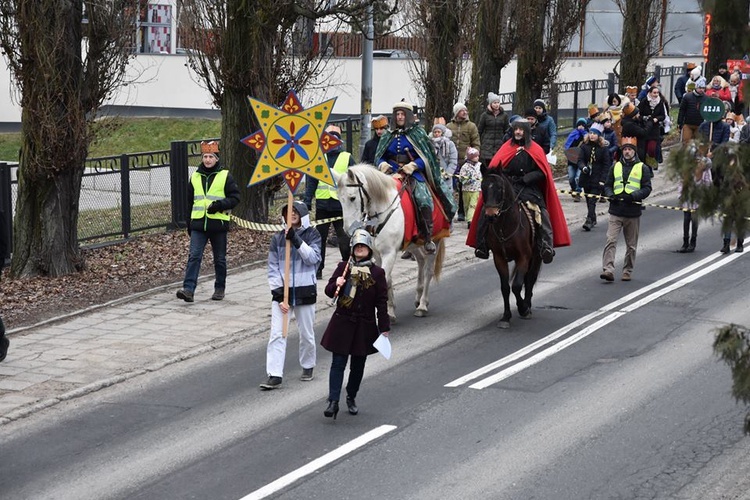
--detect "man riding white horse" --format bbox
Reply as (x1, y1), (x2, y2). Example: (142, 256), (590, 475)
(469, 118), (571, 261)
(376, 102), (456, 254)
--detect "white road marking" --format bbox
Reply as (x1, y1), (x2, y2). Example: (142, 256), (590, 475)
(239, 424), (397, 500)
(446, 246), (744, 389)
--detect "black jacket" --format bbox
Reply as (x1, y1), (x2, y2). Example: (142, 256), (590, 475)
(678, 91), (705, 127)
(477, 109), (510, 160)
(603, 156), (653, 218)
(360, 137), (380, 165)
(577, 141), (611, 193)
(187, 163), (241, 233)
(530, 124), (551, 154)
(620, 115), (651, 160)
(638, 96), (668, 140)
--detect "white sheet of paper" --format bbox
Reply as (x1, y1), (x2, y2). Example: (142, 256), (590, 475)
(373, 334), (392, 360)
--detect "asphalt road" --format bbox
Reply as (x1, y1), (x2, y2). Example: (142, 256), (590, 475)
(1, 194), (749, 500)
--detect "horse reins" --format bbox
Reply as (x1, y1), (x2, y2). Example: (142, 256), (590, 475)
(346, 172), (407, 236)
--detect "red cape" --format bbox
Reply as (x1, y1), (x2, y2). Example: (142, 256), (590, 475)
(466, 140), (571, 248)
(396, 178), (451, 249)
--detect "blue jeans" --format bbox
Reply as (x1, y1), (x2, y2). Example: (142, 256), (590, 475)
(567, 163), (581, 192)
(182, 230), (227, 292)
(328, 353), (367, 402)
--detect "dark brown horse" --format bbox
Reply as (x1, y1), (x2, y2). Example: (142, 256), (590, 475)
(481, 171), (542, 329)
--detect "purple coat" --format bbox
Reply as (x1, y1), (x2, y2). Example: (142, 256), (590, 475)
(321, 260), (390, 356)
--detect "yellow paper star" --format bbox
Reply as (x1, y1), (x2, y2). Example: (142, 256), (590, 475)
(241, 90), (340, 193)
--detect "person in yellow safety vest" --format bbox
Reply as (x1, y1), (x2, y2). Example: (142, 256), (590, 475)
(176, 141), (241, 302)
(304, 124), (355, 279)
(600, 137), (652, 283)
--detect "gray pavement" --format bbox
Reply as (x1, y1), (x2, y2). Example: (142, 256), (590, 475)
(0, 171), (680, 424)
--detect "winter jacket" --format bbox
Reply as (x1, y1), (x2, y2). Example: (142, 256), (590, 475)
(638, 96), (667, 140)
(533, 99), (558, 148)
(187, 163), (241, 233)
(564, 127), (587, 149)
(361, 136), (380, 165)
(603, 156), (652, 219)
(602, 128), (619, 159)
(321, 260), (390, 357)
(477, 108), (510, 160)
(740, 122), (750, 144)
(674, 72), (690, 103)
(678, 91), (705, 128)
(268, 201), (322, 305)
(446, 117), (480, 160)
(577, 140), (612, 193)
(530, 123), (551, 154)
(698, 120), (731, 149)
(620, 114), (651, 161)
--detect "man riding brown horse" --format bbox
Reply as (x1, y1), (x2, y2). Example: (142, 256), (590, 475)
(468, 118), (571, 260)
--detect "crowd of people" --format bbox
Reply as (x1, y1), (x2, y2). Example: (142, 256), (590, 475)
(160, 62), (750, 418)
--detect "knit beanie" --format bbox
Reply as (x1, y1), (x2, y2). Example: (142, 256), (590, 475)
(487, 92), (501, 105)
(695, 77), (707, 89)
(452, 102), (467, 118)
(533, 99), (547, 112)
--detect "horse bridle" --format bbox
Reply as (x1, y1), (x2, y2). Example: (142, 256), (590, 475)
(485, 172), (526, 246)
(346, 172), (406, 235)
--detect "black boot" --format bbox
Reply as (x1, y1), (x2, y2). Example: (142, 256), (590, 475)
(736, 240), (744, 253)
(720, 238), (731, 254)
(582, 219), (593, 232)
(677, 237), (689, 253)
(324, 400), (339, 420)
(686, 236), (696, 253)
(474, 212), (490, 259)
(346, 396), (358, 415)
(539, 207), (555, 264)
(419, 206), (436, 254)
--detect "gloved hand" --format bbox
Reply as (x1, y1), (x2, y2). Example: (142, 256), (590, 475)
(378, 162), (393, 174)
(401, 162), (417, 175)
(581, 165), (591, 175)
(521, 173), (536, 186)
(206, 201), (220, 214)
(285, 227), (303, 248)
(619, 193), (634, 203)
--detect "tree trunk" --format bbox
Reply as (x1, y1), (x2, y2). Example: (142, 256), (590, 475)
(9, 0), (88, 277)
(468, 0), (515, 122)
(514, 0), (547, 115)
(619, 0), (656, 93)
(423, 1), (463, 123)
(706, 0), (750, 76)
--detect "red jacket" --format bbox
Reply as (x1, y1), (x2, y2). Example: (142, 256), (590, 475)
(466, 139), (571, 248)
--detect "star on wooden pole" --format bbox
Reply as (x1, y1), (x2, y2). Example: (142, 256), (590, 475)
(241, 90), (340, 193)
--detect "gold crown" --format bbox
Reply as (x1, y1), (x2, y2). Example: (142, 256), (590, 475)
(371, 115), (388, 129)
(200, 141), (219, 154)
(621, 136), (638, 148)
(625, 86), (638, 93)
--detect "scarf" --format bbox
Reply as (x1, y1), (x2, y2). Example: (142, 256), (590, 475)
(647, 93), (660, 110)
(431, 136), (450, 159)
(337, 261), (375, 308)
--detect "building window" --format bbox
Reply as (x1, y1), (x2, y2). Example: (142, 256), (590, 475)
(136, 0), (174, 54)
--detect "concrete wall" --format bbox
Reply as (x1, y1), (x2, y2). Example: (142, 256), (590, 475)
(0, 53), (697, 125)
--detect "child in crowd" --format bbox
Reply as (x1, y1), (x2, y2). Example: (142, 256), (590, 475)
(458, 147), (482, 229)
(726, 113), (741, 143)
(677, 153), (712, 253)
(564, 117), (589, 201)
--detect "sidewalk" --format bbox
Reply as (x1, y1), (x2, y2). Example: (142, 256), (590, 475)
(0, 172), (679, 424)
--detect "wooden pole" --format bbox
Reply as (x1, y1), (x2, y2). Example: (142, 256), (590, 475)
(282, 189), (294, 338)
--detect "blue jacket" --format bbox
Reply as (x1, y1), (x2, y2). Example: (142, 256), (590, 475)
(268, 201), (322, 305)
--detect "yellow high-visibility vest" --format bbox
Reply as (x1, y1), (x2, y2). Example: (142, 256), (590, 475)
(613, 161), (643, 194)
(314, 152), (351, 200)
(191, 170), (230, 221)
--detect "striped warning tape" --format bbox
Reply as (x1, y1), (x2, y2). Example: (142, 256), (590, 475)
(231, 214), (344, 232)
(557, 188), (695, 213)
(557, 188), (750, 221)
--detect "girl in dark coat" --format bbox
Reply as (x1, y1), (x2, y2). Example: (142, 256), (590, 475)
(321, 229), (390, 419)
(577, 124), (612, 231)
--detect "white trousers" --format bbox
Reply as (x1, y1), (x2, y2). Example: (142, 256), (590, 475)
(266, 302), (317, 378)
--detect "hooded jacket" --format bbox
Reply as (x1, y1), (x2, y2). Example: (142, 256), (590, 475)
(187, 162), (241, 233)
(533, 99), (558, 149)
(446, 114), (480, 159)
(268, 201), (322, 305)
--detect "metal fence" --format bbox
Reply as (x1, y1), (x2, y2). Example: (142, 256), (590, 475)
(0, 64), (685, 259)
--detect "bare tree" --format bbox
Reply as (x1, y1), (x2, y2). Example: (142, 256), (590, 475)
(514, 0), (588, 114)
(616, 0), (667, 91)
(0, 1), (137, 277)
(402, 0), (476, 124)
(467, 0), (518, 122)
(178, 0), (380, 222)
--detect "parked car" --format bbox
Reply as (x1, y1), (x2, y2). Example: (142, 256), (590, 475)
(371, 49), (420, 59)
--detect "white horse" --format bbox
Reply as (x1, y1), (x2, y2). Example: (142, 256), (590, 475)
(334, 164), (445, 320)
